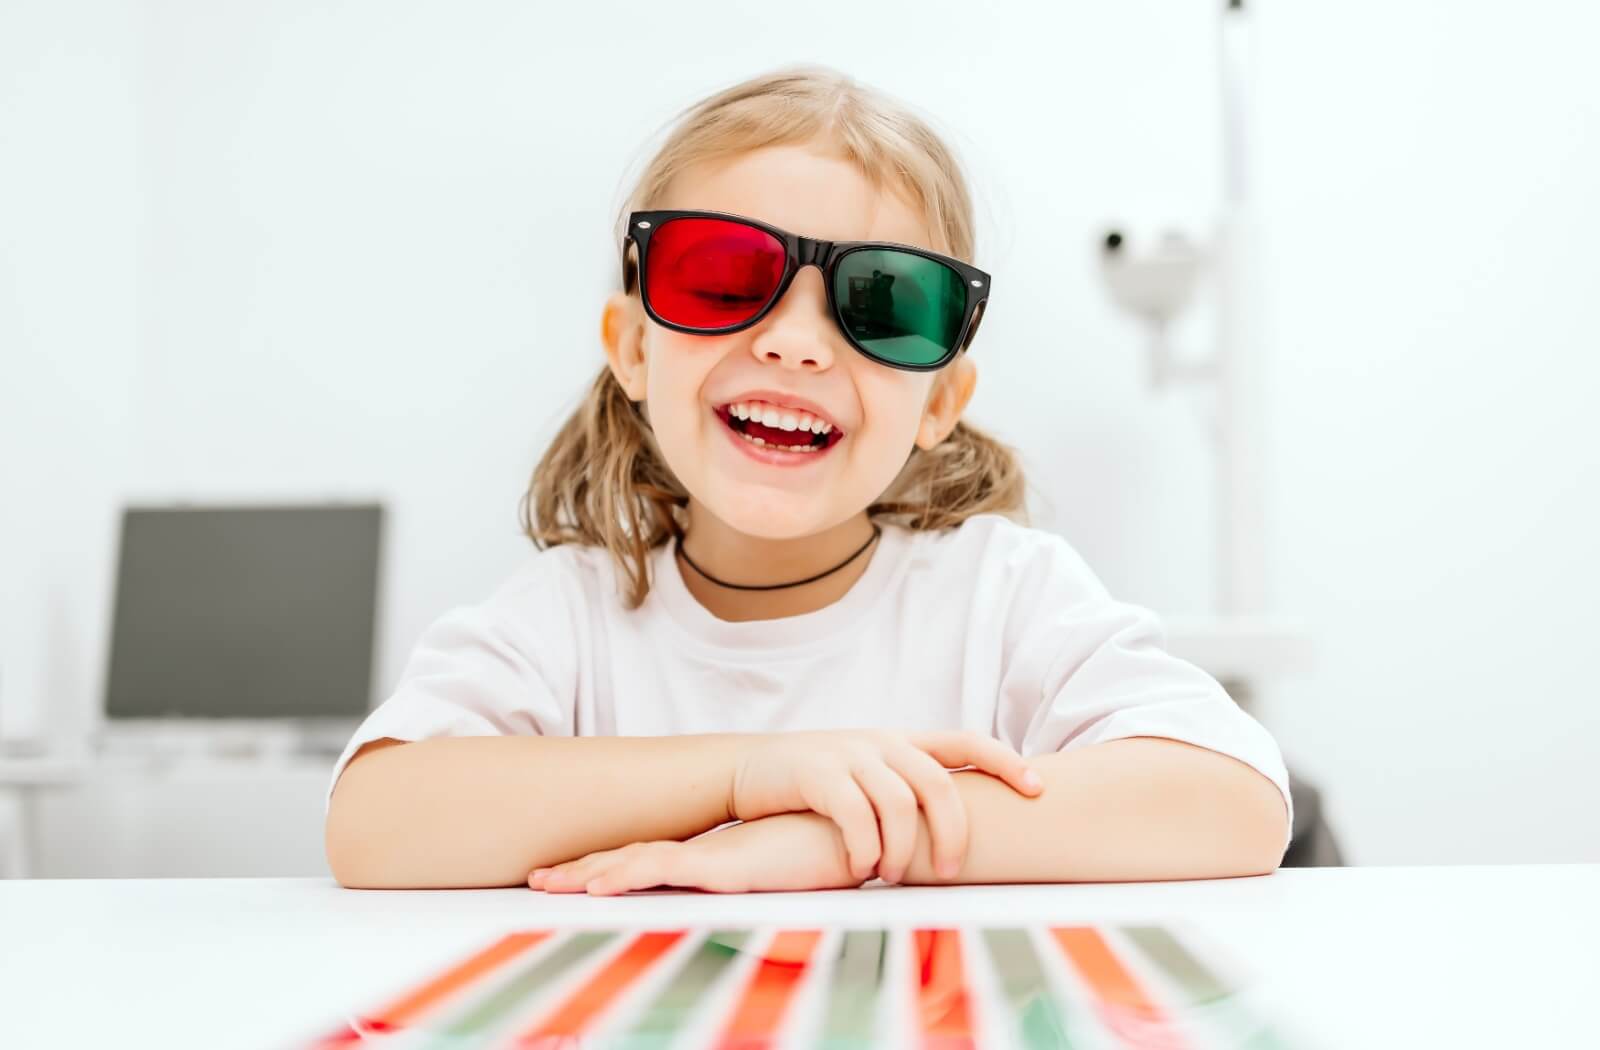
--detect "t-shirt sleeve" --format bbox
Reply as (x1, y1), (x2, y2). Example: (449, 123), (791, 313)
(991, 531), (1294, 845)
(324, 555), (579, 813)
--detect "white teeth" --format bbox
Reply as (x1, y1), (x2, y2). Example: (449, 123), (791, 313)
(723, 400), (838, 437)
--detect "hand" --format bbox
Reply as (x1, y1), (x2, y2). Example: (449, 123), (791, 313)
(729, 729), (1043, 884)
(528, 812), (865, 896)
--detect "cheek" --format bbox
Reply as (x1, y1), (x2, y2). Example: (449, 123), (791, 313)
(857, 413), (922, 466)
(642, 334), (717, 434)
(838, 382), (931, 499)
(854, 374), (933, 450)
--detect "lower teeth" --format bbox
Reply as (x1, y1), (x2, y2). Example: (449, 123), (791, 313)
(738, 430), (819, 453)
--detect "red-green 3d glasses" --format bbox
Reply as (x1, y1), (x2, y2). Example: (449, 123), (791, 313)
(623, 209), (990, 372)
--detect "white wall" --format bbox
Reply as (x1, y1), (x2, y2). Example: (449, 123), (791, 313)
(1, 0), (140, 745)
(3, 1), (1596, 867)
(1252, 4), (1600, 863)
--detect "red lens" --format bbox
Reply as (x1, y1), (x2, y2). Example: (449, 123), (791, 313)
(644, 217), (786, 329)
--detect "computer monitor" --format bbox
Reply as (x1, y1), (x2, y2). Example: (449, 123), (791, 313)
(104, 503), (382, 721)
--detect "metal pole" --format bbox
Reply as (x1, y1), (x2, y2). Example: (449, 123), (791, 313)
(1215, 0), (1268, 616)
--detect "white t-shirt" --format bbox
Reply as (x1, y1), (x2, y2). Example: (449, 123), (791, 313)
(327, 513), (1293, 844)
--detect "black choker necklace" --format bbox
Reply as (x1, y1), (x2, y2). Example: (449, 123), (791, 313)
(676, 525), (882, 592)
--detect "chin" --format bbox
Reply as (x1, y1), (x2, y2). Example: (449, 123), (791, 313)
(709, 500), (833, 541)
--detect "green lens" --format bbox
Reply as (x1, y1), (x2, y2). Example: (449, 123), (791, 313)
(834, 249), (968, 367)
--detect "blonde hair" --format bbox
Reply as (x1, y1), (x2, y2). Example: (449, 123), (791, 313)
(521, 65), (1028, 608)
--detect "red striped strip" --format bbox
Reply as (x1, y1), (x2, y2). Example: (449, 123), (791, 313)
(512, 930), (686, 1045)
(913, 929), (976, 1050)
(1049, 927), (1188, 1049)
(716, 930), (824, 1049)
(311, 930), (549, 1046)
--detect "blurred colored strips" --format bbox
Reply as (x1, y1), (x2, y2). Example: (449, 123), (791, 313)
(311, 930), (550, 1046)
(314, 924), (1291, 1050)
(913, 929), (976, 1050)
(716, 930), (824, 1049)
(1123, 927), (1230, 1003)
(511, 930), (686, 1046)
(815, 929), (888, 1049)
(980, 929), (1076, 1049)
(1049, 927), (1187, 1050)
(620, 930), (750, 1050)
(1123, 926), (1290, 1050)
(423, 931), (613, 1045)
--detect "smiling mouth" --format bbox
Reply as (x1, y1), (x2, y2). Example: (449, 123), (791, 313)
(714, 406), (844, 453)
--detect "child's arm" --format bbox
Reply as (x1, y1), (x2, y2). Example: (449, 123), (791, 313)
(895, 736), (1288, 884)
(532, 809), (865, 895)
(325, 728), (1039, 889)
(533, 736), (1287, 894)
(325, 734), (749, 889)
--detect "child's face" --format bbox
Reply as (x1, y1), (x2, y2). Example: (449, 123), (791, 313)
(602, 139), (977, 541)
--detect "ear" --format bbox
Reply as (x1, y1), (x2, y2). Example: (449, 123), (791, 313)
(601, 290), (648, 400)
(915, 356), (977, 450)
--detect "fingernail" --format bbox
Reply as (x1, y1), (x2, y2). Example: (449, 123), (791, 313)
(1023, 770), (1043, 791)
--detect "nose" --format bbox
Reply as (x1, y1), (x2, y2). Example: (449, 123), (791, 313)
(747, 267), (836, 372)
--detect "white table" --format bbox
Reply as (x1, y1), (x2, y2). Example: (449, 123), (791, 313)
(1, 866), (1595, 1049)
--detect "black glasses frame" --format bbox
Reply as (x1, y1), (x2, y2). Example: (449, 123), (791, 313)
(622, 208), (991, 372)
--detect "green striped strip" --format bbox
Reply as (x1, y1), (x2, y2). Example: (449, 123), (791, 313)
(813, 929), (887, 1049)
(424, 930), (614, 1045)
(981, 928), (1077, 1050)
(613, 930), (751, 1050)
(1122, 926), (1292, 1050)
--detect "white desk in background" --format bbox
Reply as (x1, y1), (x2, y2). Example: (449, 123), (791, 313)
(0, 749), (335, 879)
(0, 755), (90, 878)
(1, 865), (1595, 1049)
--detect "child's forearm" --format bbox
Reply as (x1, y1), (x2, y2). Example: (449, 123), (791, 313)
(325, 734), (747, 889)
(898, 736), (1289, 885)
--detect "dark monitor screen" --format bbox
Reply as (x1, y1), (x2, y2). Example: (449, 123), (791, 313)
(105, 504), (382, 720)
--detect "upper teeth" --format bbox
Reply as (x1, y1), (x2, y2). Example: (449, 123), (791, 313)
(727, 401), (833, 434)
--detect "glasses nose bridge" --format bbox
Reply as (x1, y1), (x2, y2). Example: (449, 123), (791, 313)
(795, 235), (833, 273)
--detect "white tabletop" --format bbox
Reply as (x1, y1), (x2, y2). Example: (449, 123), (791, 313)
(2, 865), (1595, 1049)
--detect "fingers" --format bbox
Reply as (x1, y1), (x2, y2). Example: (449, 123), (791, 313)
(814, 777), (883, 881)
(585, 846), (677, 896)
(884, 746), (969, 879)
(851, 762), (920, 884)
(532, 849), (618, 892)
(533, 842), (685, 896)
(908, 730), (1043, 797)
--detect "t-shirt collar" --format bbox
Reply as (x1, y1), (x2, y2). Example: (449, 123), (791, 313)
(644, 521), (908, 656)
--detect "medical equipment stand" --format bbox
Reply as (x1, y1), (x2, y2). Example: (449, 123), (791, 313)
(1096, 0), (1314, 693)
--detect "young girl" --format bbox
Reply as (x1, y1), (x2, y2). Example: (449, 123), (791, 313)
(324, 66), (1292, 894)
